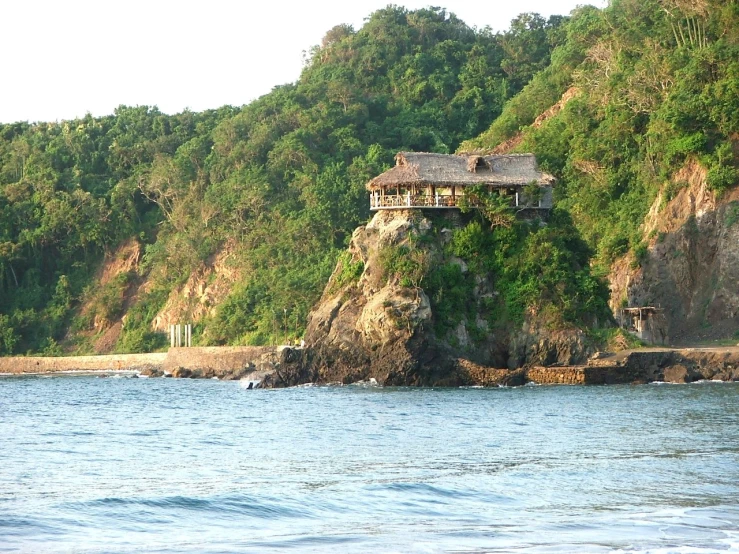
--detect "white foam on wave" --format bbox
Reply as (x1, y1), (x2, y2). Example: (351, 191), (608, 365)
(348, 378), (380, 387)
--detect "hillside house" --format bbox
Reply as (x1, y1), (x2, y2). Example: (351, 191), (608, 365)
(619, 306), (668, 345)
(367, 152), (554, 210)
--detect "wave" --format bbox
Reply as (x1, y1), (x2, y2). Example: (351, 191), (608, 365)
(66, 493), (310, 521)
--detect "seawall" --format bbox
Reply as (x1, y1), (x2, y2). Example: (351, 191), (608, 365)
(0, 353), (167, 375)
(0, 346), (736, 385)
(157, 346), (280, 380)
(0, 346), (279, 379)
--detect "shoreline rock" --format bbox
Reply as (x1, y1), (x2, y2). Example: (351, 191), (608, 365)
(0, 345), (737, 386)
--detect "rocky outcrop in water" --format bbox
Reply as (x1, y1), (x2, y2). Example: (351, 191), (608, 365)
(298, 209), (596, 386)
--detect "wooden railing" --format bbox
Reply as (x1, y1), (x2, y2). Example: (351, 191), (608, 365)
(370, 194), (466, 209)
(369, 193), (550, 210)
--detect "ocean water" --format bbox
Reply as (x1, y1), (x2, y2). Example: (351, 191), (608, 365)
(0, 376), (738, 553)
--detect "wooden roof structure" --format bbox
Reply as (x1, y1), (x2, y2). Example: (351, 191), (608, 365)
(366, 152), (555, 191)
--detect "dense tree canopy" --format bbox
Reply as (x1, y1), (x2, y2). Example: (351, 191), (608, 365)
(1, 1), (734, 354)
(464, 0), (738, 272)
(0, 7), (567, 353)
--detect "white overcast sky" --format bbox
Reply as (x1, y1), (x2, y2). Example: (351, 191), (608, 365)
(1, 0), (606, 124)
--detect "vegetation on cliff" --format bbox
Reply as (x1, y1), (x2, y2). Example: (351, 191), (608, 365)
(0, 0), (736, 355)
(0, 7), (568, 354)
(462, 0), (738, 274)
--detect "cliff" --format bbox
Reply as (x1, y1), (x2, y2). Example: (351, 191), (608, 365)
(299, 209), (599, 386)
(609, 161), (739, 345)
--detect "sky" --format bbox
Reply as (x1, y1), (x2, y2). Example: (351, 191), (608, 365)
(1, 0), (606, 124)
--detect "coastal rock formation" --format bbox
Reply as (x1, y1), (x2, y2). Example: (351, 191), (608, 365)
(2, 345), (736, 385)
(151, 240), (241, 333)
(609, 161), (739, 344)
(302, 210), (451, 385)
(300, 209), (596, 386)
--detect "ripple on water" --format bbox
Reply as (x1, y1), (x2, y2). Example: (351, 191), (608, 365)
(0, 378), (737, 553)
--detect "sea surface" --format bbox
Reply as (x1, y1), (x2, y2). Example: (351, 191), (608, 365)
(0, 375), (738, 553)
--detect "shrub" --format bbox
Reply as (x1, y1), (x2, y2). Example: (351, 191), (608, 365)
(631, 242), (649, 269)
(329, 251), (364, 293)
(378, 245), (430, 289)
(707, 165), (738, 196)
(725, 203), (739, 228)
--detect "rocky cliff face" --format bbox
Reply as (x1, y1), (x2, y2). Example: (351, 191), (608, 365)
(301, 209), (595, 385)
(151, 240), (240, 333)
(609, 161), (739, 345)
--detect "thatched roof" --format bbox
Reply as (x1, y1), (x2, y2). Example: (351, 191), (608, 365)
(366, 152), (555, 191)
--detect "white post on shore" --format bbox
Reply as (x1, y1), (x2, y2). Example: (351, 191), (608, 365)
(177, 324), (182, 347)
(170, 325), (175, 348)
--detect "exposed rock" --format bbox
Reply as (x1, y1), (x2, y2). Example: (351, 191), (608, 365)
(171, 366), (192, 379)
(662, 364), (691, 383)
(609, 161), (739, 345)
(1, 343), (736, 386)
(301, 209), (595, 386)
(509, 325), (593, 369)
(73, 238), (142, 353)
(151, 240), (241, 332)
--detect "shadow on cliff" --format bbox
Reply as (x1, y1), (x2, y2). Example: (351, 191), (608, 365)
(286, 209), (611, 386)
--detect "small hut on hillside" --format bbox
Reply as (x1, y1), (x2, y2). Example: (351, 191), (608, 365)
(618, 306), (668, 345)
(366, 152), (555, 210)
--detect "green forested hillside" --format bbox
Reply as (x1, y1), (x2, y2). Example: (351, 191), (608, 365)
(463, 0), (738, 273)
(0, 7), (567, 354)
(0, 1), (736, 355)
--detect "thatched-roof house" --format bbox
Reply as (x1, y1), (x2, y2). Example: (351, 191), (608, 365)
(367, 152), (554, 210)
